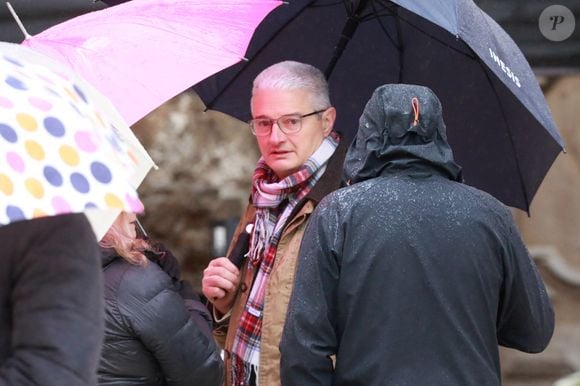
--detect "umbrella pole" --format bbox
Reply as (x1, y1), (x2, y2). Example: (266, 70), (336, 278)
(5, 2), (31, 40)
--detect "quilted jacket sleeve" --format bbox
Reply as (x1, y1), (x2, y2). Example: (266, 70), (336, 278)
(117, 263), (224, 386)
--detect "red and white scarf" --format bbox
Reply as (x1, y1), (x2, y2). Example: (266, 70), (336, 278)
(231, 133), (339, 385)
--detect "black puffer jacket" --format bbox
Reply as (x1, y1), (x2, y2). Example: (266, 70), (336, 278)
(280, 84), (554, 386)
(99, 249), (223, 386)
(0, 213), (103, 386)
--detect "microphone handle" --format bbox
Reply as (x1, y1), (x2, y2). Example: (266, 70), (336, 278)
(227, 231), (251, 269)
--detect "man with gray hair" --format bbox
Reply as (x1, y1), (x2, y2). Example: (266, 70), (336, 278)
(202, 61), (347, 386)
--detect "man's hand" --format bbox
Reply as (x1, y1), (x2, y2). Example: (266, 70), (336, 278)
(202, 257), (241, 315)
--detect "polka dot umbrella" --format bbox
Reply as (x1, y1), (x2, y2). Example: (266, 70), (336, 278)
(0, 41), (152, 237)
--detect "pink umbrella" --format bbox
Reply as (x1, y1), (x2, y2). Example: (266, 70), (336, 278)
(21, 0), (283, 126)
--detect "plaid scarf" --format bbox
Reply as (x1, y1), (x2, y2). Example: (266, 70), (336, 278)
(231, 133), (339, 386)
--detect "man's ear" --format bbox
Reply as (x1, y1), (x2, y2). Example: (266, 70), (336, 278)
(322, 107), (336, 136)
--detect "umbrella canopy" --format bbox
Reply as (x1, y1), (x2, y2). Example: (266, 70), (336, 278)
(21, 0), (283, 126)
(193, 0), (566, 212)
(0, 42), (150, 236)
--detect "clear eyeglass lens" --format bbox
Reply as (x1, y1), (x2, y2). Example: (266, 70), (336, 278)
(253, 119), (273, 135)
(279, 115), (302, 132)
(251, 114), (303, 135)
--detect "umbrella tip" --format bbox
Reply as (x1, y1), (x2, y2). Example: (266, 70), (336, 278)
(6, 2), (32, 40)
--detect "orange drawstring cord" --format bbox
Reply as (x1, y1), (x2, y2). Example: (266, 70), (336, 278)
(411, 97), (419, 127)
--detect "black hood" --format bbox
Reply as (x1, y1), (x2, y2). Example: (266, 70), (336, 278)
(344, 84), (462, 184)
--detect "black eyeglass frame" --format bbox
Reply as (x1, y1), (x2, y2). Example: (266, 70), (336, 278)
(249, 109), (327, 136)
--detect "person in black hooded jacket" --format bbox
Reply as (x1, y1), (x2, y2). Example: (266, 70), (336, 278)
(98, 211), (223, 386)
(0, 213), (103, 386)
(280, 84), (555, 386)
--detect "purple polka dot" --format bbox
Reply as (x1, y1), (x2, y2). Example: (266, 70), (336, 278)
(70, 172), (90, 193)
(74, 131), (98, 153)
(44, 117), (65, 137)
(90, 162), (112, 184)
(52, 196), (71, 214)
(0, 124), (17, 143)
(43, 166), (63, 187)
(6, 205), (25, 222)
(5, 76), (26, 90)
(29, 97), (52, 111)
(85, 202), (97, 209)
(69, 101), (83, 117)
(0, 96), (13, 108)
(7, 152), (25, 172)
(3, 56), (23, 67)
(73, 84), (88, 104)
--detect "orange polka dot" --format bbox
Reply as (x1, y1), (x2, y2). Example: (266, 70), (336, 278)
(33, 208), (48, 218)
(25, 140), (45, 160)
(59, 145), (80, 166)
(65, 87), (80, 103)
(0, 174), (14, 196)
(16, 113), (38, 131)
(25, 178), (44, 199)
(104, 193), (124, 209)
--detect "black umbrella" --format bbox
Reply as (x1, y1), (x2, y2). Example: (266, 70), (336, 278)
(193, 0), (565, 213)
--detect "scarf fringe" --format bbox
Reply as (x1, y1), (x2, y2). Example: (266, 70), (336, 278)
(232, 354), (253, 386)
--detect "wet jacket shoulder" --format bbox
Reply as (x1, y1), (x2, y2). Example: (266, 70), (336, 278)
(215, 136), (347, 386)
(0, 213), (103, 386)
(99, 250), (223, 386)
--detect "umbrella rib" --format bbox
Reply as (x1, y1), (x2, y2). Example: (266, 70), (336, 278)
(324, 0), (371, 78)
(369, 1), (401, 54)
(395, 12), (478, 61)
(201, 0), (380, 111)
(201, 2), (313, 112)
(479, 59), (531, 213)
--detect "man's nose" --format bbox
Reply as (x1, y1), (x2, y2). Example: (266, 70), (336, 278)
(268, 122), (285, 143)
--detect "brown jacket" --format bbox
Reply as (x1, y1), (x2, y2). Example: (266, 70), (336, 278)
(213, 139), (347, 386)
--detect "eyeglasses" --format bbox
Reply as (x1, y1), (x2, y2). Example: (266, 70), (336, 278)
(249, 109), (327, 136)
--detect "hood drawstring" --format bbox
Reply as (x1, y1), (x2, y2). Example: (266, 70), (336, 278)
(412, 97), (420, 127)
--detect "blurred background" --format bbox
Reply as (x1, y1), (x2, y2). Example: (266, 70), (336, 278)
(1, 1), (579, 385)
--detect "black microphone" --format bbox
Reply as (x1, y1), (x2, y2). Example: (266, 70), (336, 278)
(227, 225), (251, 269)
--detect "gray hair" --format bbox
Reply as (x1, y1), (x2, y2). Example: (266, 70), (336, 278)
(252, 61), (331, 110)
